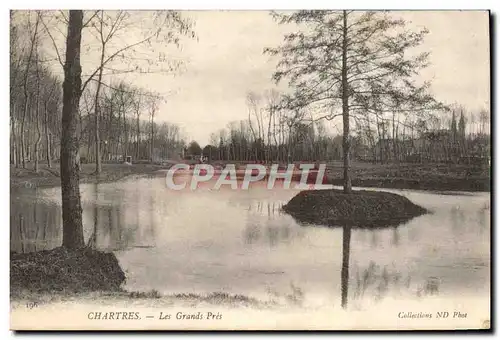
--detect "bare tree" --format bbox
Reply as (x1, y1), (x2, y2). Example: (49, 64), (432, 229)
(148, 96), (159, 162)
(33, 47), (42, 172)
(44, 78), (58, 168)
(41, 10), (195, 172)
(60, 10), (84, 249)
(20, 12), (40, 169)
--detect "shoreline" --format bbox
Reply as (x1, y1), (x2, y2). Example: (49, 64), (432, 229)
(9, 162), (489, 314)
(10, 162), (490, 193)
(325, 176), (490, 192)
(10, 163), (170, 190)
(10, 290), (275, 310)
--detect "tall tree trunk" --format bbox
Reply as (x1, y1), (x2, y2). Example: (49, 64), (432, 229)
(87, 129), (92, 163)
(376, 116), (382, 163)
(392, 112), (397, 162)
(150, 110), (155, 163)
(11, 108), (17, 166)
(273, 112), (278, 161)
(122, 105), (129, 161)
(267, 109), (272, 163)
(341, 11), (352, 194)
(93, 65), (103, 174)
(20, 13), (40, 169)
(44, 103), (52, 168)
(287, 124), (292, 163)
(34, 93), (42, 173)
(117, 107), (122, 160)
(123, 116), (128, 161)
(341, 225), (351, 309)
(106, 99), (114, 162)
(136, 115), (141, 160)
(60, 10), (84, 249)
(20, 96), (29, 169)
(34, 58), (41, 173)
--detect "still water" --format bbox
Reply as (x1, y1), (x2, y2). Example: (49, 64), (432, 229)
(10, 175), (490, 309)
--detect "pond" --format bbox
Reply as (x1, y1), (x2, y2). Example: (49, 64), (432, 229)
(10, 175), (490, 310)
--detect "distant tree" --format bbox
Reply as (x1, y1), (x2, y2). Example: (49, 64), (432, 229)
(478, 109), (489, 135)
(148, 96), (159, 162)
(450, 111), (457, 142)
(60, 10), (84, 249)
(458, 110), (466, 140)
(20, 11), (41, 169)
(42, 10), (196, 173)
(202, 145), (216, 162)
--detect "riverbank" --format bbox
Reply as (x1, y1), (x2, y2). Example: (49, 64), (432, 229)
(324, 162), (489, 192)
(10, 245), (279, 309)
(10, 163), (169, 190)
(10, 289), (272, 310)
(283, 189), (428, 227)
(10, 247), (126, 298)
(10, 246), (276, 310)
(10, 161), (490, 192)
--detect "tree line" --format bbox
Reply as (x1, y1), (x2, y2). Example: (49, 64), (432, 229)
(191, 90), (489, 165)
(10, 10), (195, 249)
(185, 11), (489, 170)
(79, 81), (186, 164)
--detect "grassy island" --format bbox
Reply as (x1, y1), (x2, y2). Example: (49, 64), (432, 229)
(282, 189), (428, 228)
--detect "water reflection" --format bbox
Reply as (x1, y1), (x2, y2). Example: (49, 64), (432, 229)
(392, 227), (400, 247)
(10, 199), (62, 253)
(341, 225), (400, 308)
(87, 183), (99, 248)
(10, 178), (490, 310)
(243, 201), (303, 247)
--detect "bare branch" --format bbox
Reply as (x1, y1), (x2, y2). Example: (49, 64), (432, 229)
(40, 13), (65, 68)
(82, 10), (100, 28)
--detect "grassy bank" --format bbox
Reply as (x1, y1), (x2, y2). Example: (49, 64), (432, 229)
(10, 161), (490, 192)
(10, 163), (169, 189)
(282, 189), (428, 227)
(10, 246), (274, 310)
(10, 247), (277, 309)
(10, 290), (272, 310)
(10, 247), (126, 298)
(324, 161), (490, 192)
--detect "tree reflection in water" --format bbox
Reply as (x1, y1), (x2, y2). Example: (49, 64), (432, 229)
(341, 224), (351, 309)
(340, 224), (437, 309)
(243, 200), (302, 247)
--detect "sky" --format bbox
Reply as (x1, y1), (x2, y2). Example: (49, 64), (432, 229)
(41, 10), (491, 146)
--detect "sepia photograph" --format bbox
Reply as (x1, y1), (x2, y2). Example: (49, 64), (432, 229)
(8, 7), (491, 331)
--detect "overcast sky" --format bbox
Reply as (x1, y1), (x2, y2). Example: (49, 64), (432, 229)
(44, 10), (490, 146)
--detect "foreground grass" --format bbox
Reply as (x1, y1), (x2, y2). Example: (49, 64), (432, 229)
(10, 247), (295, 311)
(10, 290), (275, 310)
(10, 247), (126, 296)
